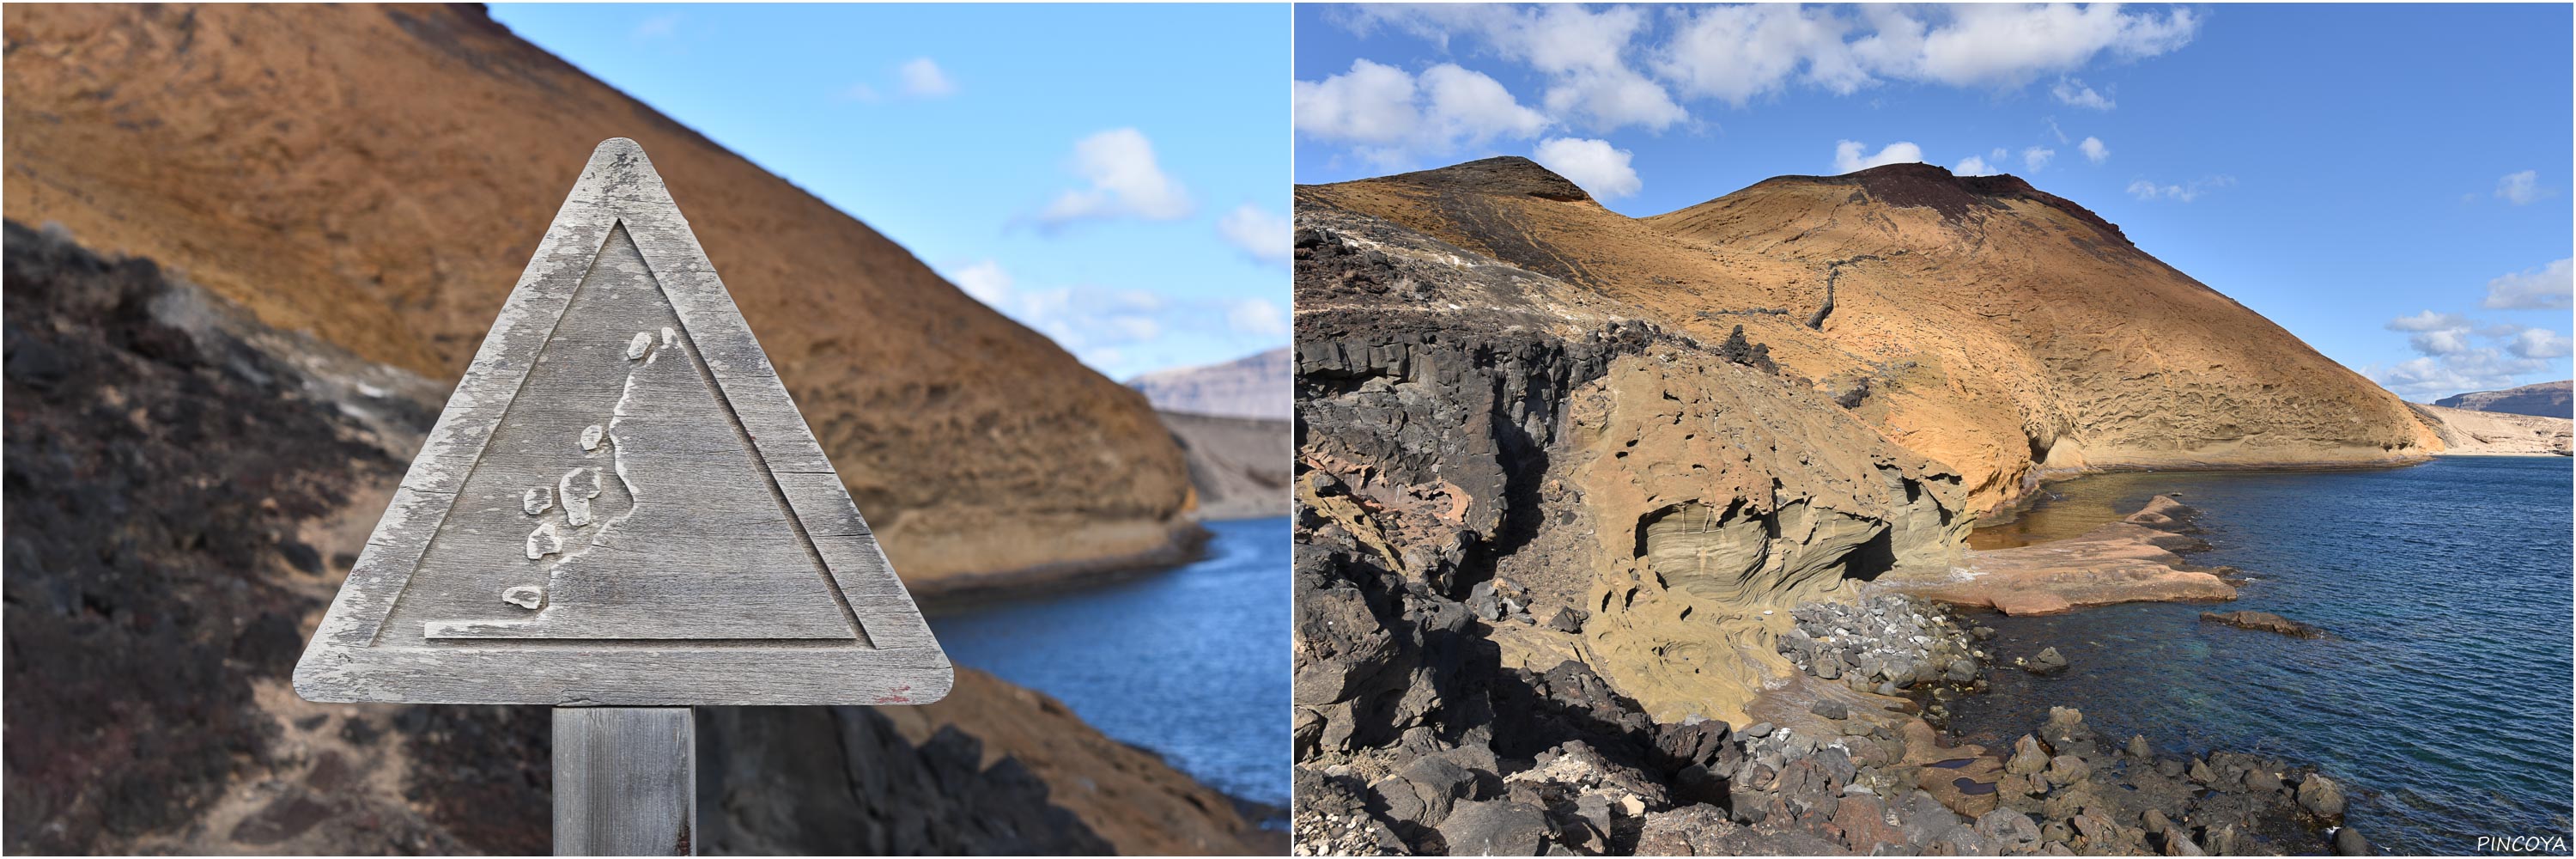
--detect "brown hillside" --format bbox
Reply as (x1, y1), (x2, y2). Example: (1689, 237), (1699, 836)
(1303, 158), (2441, 515)
(2, 3), (1194, 588)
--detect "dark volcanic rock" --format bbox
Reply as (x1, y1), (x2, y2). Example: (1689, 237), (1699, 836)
(696, 707), (1111, 855)
(1, 221), (402, 854)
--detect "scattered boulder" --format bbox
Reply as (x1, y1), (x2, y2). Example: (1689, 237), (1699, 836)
(1436, 800), (1552, 856)
(2025, 646), (2070, 676)
(2297, 773), (2348, 819)
(2333, 825), (2372, 856)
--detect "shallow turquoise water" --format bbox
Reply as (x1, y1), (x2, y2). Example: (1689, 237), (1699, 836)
(927, 516), (1290, 807)
(1947, 457), (2573, 855)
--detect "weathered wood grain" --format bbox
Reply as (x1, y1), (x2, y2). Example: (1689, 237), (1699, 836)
(555, 707), (695, 856)
(294, 138), (950, 704)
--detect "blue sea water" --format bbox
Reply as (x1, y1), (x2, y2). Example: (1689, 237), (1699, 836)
(926, 516), (1290, 807)
(1949, 456), (2574, 855)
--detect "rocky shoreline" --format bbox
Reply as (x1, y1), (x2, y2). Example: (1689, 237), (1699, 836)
(1294, 588), (2366, 856)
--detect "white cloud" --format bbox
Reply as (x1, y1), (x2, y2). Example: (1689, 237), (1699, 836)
(2409, 328), (2476, 356)
(1531, 137), (1643, 198)
(1342, 5), (1685, 133)
(2022, 146), (2056, 172)
(1227, 298), (1290, 338)
(950, 259), (1016, 307)
(2370, 308), (2569, 399)
(898, 58), (957, 99)
(1217, 204), (1291, 266)
(2367, 351), (2557, 401)
(2495, 170), (2551, 205)
(1646, 4), (2191, 103)
(632, 12), (679, 40)
(2051, 77), (2115, 109)
(2126, 175), (2233, 203)
(1654, 4), (1856, 104)
(2483, 258), (2573, 309)
(1905, 4), (2198, 87)
(2509, 328), (2573, 360)
(1293, 59), (1550, 166)
(2386, 310), (2473, 332)
(1833, 140), (1924, 174)
(1954, 155), (1998, 177)
(941, 259), (1287, 379)
(2079, 136), (2110, 164)
(1037, 128), (1193, 227)
(944, 259), (1167, 364)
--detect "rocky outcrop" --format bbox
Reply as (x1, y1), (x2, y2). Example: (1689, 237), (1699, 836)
(1293, 177), (1977, 853)
(0, 223), (1261, 855)
(2435, 380), (2573, 418)
(2, 2), (1195, 590)
(2201, 611), (2328, 639)
(1305, 157), (2443, 519)
(1132, 347), (1293, 420)
(2409, 402), (2573, 456)
(1161, 410), (1291, 521)
(1881, 495), (2237, 616)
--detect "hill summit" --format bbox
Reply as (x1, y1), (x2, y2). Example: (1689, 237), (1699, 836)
(1303, 156), (2442, 515)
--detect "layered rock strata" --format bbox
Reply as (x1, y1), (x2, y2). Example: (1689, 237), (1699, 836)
(1882, 495), (2239, 616)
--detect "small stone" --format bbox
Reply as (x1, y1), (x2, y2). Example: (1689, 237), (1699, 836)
(2128, 734), (2154, 759)
(2006, 735), (2050, 776)
(1810, 699), (1850, 720)
(1738, 722), (1775, 739)
(2332, 825), (2370, 856)
(2188, 758), (2215, 784)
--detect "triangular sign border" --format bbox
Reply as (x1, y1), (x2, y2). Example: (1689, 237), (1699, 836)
(294, 138), (951, 706)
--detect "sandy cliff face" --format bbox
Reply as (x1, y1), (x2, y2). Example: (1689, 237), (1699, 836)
(1303, 159), (2441, 517)
(2, 3), (1194, 588)
(2411, 402), (2573, 456)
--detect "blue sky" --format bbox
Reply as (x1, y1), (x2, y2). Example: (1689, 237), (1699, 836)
(1295, 3), (2574, 401)
(490, 3), (1289, 381)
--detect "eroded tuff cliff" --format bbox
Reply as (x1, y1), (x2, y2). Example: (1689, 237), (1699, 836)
(2, 3), (1194, 588)
(1294, 186), (1969, 745)
(1303, 158), (2441, 517)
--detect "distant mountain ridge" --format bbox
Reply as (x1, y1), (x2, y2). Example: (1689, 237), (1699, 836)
(1127, 347), (1290, 419)
(2434, 380), (2572, 418)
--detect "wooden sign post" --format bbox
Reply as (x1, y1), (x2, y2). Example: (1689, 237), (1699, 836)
(295, 138), (951, 856)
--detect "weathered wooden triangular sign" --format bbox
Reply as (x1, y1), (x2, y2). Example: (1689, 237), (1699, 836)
(295, 138), (950, 706)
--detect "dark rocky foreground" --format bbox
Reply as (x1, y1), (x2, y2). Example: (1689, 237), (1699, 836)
(0, 222), (1185, 854)
(1293, 578), (2358, 855)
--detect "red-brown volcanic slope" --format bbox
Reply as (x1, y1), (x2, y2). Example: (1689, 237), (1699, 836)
(1303, 158), (2442, 515)
(2, 3), (1194, 586)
